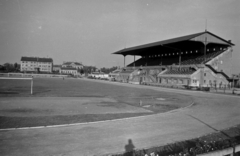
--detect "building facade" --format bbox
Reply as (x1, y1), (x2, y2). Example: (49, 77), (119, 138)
(20, 57), (53, 73)
(60, 67), (78, 75)
(53, 65), (61, 72)
(59, 62), (83, 76)
(62, 62), (83, 69)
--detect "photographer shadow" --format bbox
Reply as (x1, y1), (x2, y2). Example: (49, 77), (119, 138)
(124, 139), (135, 156)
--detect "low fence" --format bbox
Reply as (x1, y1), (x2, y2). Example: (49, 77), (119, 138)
(197, 144), (240, 156)
(0, 73), (69, 78)
(103, 125), (240, 156)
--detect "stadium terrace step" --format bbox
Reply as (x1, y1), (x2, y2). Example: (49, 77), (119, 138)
(162, 67), (196, 75)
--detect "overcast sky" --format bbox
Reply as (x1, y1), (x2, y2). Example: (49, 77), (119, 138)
(0, 0), (239, 73)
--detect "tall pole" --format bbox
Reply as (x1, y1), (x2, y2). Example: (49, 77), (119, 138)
(134, 55), (135, 67)
(179, 52), (181, 69)
(204, 43), (207, 62)
(204, 31), (207, 63)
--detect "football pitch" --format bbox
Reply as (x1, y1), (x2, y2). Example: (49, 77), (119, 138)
(1, 77), (240, 156)
(0, 77), (191, 129)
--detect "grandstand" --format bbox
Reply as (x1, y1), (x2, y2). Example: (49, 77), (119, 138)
(113, 31), (234, 88)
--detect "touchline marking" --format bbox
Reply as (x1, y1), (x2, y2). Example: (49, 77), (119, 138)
(81, 78), (240, 98)
(0, 102), (194, 131)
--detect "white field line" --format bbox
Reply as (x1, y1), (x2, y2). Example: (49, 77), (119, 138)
(0, 102), (194, 131)
(82, 78), (240, 98)
(0, 77), (32, 80)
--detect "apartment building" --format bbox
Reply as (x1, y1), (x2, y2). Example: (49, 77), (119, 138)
(20, 57), (53, 73)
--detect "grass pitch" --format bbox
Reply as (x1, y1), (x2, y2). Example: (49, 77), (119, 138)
(0, 77), (192, 128)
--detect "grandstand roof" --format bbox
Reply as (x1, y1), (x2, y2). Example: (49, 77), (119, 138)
(113, 31), (234, 56)
(61, 67), (77, 70)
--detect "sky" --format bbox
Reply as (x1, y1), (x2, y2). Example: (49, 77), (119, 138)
(0, 0), (239, 73)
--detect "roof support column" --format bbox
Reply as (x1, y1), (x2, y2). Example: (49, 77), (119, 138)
(133, 55), (135, 67)
(204, 42), (207, 62)
(179, 52), (181, 69)
(123, 55), (126, 68)
(203, 32), (208, 63)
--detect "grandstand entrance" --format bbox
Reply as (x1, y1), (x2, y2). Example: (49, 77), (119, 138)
(113, 31), (234, 89)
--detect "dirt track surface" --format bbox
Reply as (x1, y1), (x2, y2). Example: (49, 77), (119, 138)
(0, 80), (240, 156)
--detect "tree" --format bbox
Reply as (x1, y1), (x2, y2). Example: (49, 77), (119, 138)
(14, 62), (20, 71)
(2, 62), (20, 72)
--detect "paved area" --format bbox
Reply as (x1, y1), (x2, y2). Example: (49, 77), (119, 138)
(0, 80), (240, 156)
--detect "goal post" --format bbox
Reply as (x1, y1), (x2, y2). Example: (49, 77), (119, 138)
(0, 77), (33, 95)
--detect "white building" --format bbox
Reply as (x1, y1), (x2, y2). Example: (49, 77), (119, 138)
(60, 62), (83, 76)
(62, 62), (83, 69)
(60, 67), (78, 75)
(20, 57), (53, 73)
(53, 65), (61, 72)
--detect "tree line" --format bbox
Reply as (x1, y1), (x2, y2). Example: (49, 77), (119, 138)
(0, 63), (20, 72)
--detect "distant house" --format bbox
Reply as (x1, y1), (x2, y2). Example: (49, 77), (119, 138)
(109, 68), (121, 78)
(62, 62), (83, 69)
(20, 57), (53, 73)
(53, 65), (61, 72)
(90, 71), (109, 79)
(60, 62), (83, 76)
(60, 67), (78, 75)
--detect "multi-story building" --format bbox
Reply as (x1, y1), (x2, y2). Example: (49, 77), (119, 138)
(20, 57), (53, 73)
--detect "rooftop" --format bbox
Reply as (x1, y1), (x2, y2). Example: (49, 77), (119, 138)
(113, 31), (234, 56)
(21, 57), (53, 62)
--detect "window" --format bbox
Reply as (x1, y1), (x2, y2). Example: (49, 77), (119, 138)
(204, 80), (206, 83)
(204, 73), (206, 76)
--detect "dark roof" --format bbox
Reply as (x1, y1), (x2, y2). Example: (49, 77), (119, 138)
(61, 67), (77, 70)
(21, 57), (53, 62)
(113, 31), (234, 56)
